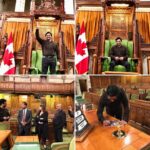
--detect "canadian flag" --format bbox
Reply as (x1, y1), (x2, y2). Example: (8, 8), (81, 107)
(75, 21), (89, 74)
(0, 32), (16, 75)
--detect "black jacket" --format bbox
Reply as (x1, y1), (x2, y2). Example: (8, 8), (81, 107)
(35, 111), (49, 139)
(97, 88), (129, 122)
(53, 110), (66, 129)
(109, 45), (128, 61)
(35, 111), (48, 125)
(35, 29), (60, 59)
(0, 107), (10, 122)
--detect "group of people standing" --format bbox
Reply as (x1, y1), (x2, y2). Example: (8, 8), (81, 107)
(0, 99), (74, 148)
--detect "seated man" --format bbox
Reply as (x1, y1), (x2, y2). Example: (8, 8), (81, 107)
(97, 85), (129, 126)
(109, 37), (130, 71)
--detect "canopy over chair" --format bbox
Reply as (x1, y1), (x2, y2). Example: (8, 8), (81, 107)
(89, 0), (142, 74)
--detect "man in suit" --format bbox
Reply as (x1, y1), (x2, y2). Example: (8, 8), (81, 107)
(18, 102), (32, 135)
(97, 85), (129, 126)
(109, 37), (130, 71)
(53, 104), (66, 142)
(0, 99), (10, 122)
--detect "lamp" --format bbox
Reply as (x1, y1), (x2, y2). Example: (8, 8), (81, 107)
(111, 4), (129, 7)
(38, 17), (55, 21)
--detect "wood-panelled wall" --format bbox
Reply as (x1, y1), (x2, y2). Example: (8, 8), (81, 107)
(0, 94), (74, 116)
(90, 76), (150, 89)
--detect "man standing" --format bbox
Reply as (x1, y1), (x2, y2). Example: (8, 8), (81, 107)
(97, 85), (129, 126)
(18, 102), (32, 135)
(35, 23), (60, 74)
(109, 37), (130, 71)
(53, 104), (66, 142)
(0, 99), (10, 122)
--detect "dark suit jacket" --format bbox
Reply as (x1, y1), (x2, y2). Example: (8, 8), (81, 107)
(53, 110), (66, 129)
(18, 109), (32, 127)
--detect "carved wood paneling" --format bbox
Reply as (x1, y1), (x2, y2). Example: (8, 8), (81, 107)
(0, 82), (14, 92)
(32, 0), (65, 17)
(0, 81), (74, 94)
(106, 7), (133, 39)
(129, 100), (150, 129)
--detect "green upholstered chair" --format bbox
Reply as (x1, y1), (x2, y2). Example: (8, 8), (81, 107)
(12, 143), (41, 150)
(51, 137), (74, 150)
(69, 137), (75, 150)
(30, 50), (59, 74)
(102, 40), (137, 72)
(75, 95), (86, 104)
(130, 94), (139, 100)
(51, 142), (70, 150)
(0, 122), (10, 130)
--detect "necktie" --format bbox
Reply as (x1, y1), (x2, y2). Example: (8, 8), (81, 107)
(22, 109), (26, 122)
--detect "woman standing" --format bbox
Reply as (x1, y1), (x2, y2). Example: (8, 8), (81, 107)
(35, 105), (49, 148)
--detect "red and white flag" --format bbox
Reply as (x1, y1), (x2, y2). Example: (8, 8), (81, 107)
(75, 21), (89, 74)
(0, 32), (15, 75)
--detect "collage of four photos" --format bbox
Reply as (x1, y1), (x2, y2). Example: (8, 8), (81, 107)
(0, 0), (150, 150)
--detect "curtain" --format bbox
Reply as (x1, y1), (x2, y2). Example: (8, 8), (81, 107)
(2, 21), (30, 52)
(136, 12), (150, 43)
(34, 20), (60, 50)
(76, 10), (102, 42)
(61, 24), (75, 55)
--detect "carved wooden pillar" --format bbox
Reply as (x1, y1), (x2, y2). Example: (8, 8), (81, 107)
(92, 54), (97, 74)
(59, 31), (65, 72)
(98, 58), (102, 74)
(25, 18), (33, 74)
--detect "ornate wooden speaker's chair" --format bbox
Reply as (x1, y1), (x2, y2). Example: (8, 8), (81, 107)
(29, 0), (65, 74)
(98, 0), (141, 73)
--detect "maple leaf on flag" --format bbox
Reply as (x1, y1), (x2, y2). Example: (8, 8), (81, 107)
(3, 50), (14, 66)
(0, 32), (16, 75)
(76, 39), (87, 56)
(75, 21), (89, 74)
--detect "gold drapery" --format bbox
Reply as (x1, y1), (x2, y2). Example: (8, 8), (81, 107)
(76, 10), (102, 42)
(34, 20), (60, 50)
(76, 11), (150, 43)
(61, 24), (75, 55)
(136, 12), (150, 43)
(2, 21), (30, 52)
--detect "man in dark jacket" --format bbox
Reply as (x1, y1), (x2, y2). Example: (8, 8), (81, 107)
(18, 102), (32, 135)
(97, 85), (129, 126)
(53, 104), (66, 142)
(35, 23), (60, 74)
(109, 37), (130, 71)
(0, 99), (10, 122)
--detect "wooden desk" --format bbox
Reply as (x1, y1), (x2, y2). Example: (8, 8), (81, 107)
(0, 130), (14, 150)
(76, 110), (150, 150)
(102, 71), (141, 75)
(15, 136), (39, 143)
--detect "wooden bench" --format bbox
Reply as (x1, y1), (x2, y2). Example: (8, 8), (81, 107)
(0, 130), (14, 150)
